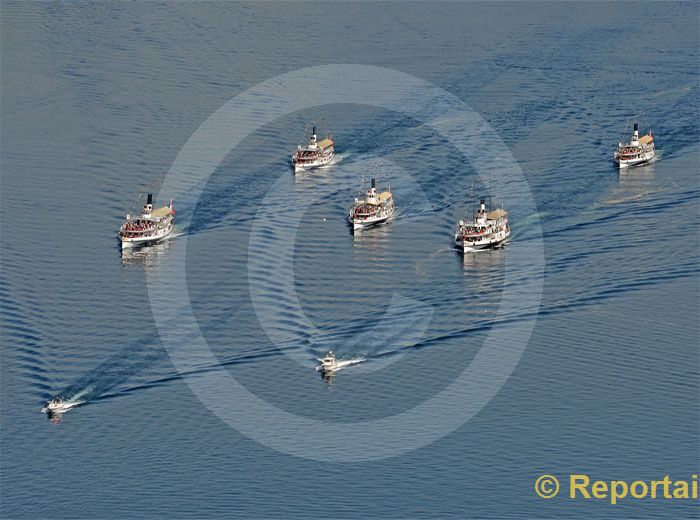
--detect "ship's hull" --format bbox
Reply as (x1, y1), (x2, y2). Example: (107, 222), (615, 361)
(455, 228), (510, 253)
(350, 208), (394, 230)
(353, 216), (390, 230)
(120, 223), (173, 249)
(615, 150), (655, 168)
(293, 150), (334, 173)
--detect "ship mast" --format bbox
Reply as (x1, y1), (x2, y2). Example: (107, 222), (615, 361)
(468, 178), (477, 219)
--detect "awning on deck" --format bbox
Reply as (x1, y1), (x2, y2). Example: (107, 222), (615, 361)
(487, 208), (507, 220)
(151, 206), (172, 218)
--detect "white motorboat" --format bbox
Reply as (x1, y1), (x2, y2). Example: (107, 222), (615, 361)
(292, 125), (334, 173)
(614, 122), (655, 168)
(317, 351), (338, 373)
(455, 198), (510, 253)
(349, 178), (395, 231)
(118, 194), (175, 249)
(40, 397), (83, 414)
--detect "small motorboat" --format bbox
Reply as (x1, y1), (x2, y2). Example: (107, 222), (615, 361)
(614, 122), (655, 168)
(317, 351), (338, 373)
(40, 397), (83, 414)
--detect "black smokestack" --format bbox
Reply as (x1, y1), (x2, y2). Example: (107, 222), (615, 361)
(312, 126), (316, 135)
(147, 193), (153, 205)
(371, 178), (376, 188)
(633, 123), (638, 132)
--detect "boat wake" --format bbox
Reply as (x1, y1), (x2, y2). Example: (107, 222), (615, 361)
(167, 228), (187, 240)
(504, 211), (547, 242)
(52, 337), (166, 413)
(648, 85), (691, 98)
(415, 246), (455, 269)
(646, 151), (661, 164)
(520, 211), (549, 225)
(602, 191), (657, 205)
(328, 152), (348, 167)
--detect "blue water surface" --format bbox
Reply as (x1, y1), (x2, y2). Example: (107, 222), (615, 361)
(1, 2), (698, 519)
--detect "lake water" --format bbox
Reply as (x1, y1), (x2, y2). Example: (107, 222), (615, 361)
(1, 2), (698, 519)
